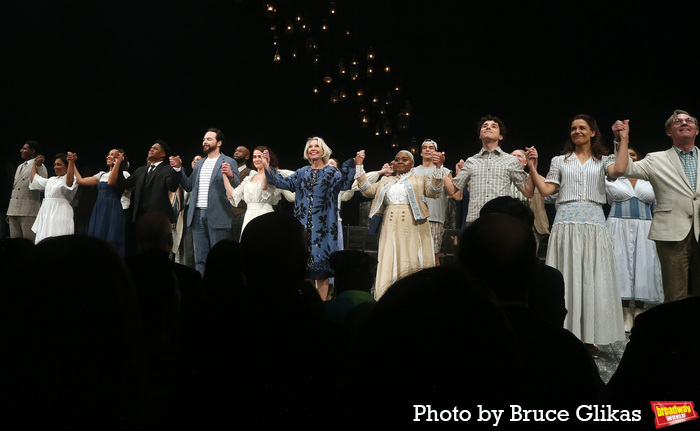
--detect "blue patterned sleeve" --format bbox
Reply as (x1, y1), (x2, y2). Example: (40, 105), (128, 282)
(336, 158), (357, 191)
(265, 167), (299, 192)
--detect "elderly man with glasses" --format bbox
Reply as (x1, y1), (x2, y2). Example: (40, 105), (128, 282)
(611, 109), (700, 302)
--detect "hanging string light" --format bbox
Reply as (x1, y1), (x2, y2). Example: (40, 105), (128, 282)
(265, 2), (415, 143)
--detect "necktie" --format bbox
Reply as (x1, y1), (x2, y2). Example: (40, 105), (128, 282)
(147, 164), (156, 178)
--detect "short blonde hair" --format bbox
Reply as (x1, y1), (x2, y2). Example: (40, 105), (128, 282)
(303, 136), (332, 164)
(396, 150), (414, 162)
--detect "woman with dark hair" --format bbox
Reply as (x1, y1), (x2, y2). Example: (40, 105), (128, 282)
(527, 115), (630, 353)
(29, 152), (78, 243)
(72, 149), (130, 255)
(263, 137), (364, 300)
(605, 147), (663, 330)
(224, 146), (282, 239)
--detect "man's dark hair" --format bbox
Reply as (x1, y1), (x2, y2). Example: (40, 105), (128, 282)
(25, 140), (41, 154)
(154, 140), (171, 158)
(476, 115), (507, 141)
(208, 128), (225, 145)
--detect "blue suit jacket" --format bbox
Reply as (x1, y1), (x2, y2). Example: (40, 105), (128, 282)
(181, 154), (240, 228)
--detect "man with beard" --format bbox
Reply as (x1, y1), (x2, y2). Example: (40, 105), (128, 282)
(170, 128), (239, 275)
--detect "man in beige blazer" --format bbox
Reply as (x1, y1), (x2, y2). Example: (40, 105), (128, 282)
(612, 110), (700, 302)
(6, 141), (48, 241)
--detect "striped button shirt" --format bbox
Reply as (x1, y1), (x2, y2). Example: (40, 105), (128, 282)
(545, 153), (615, 206)
(673, 146), (698, 192)
(452, 146), (527, 223)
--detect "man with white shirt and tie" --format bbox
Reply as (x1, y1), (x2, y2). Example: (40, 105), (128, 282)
(7, 140), (48, 241)
(170, 128), (240, 275)
(123, 140), (181, 228)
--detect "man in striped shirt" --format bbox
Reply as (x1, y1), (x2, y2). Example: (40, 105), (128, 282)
(445, 115), (534, 225)
(170, 128), (240, 275)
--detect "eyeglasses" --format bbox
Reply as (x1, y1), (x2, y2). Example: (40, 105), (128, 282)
(673, 117), (696, 126)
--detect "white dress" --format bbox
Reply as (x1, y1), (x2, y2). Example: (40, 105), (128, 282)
(545, 154), (625, 345)
(229, 173), (281, 239)
(29, 175), (78, 244)
(605, 178), (664, 303)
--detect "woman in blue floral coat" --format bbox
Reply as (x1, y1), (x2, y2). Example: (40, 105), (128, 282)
(264, 137), (365, 300)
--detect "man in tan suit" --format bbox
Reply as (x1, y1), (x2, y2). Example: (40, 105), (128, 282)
(612, 110), (700, 302)
(6, 141), (48, 241)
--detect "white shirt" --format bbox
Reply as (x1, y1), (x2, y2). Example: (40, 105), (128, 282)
(196, 157), (218, 209)
(545, 154), (615, 207)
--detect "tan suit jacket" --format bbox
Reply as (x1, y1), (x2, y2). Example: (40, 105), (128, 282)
(7, 160), (48, 217)
(359, 172), (443, 221)
(624, 147), (700, 242)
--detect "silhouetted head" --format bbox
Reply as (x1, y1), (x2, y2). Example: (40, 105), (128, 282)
(329, 250), (376, 293)
(135, 212), (173, 253)
(460, 213), (537, 301)
(241, 212), (308, 288)
(356, 266), (521, 419)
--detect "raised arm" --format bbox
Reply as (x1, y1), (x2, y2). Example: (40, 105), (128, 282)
(525, 147), (558, 197)
(66, 152), (76, 187)
(108, 151), (125, 187)
(424, 151), (445, 198)
(68, 153), (99, 186)
(30, 155), (44, 183)
(607, 120), (630, 179)
(520, 171), (535, 199)
(221, 162), (239, 200)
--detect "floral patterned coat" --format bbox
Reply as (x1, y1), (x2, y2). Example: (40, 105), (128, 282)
(265, 159), (356, 276)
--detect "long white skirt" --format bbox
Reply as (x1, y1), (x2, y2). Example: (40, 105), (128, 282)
(607, 216), (664, 303)
(375, 204), (435, 300)
(546, 202), (625, 345)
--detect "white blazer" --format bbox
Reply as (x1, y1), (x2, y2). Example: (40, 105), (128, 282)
(624, 147), (700, 242)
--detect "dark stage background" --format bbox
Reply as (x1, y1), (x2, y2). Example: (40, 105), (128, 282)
(3, 0), (699, 213)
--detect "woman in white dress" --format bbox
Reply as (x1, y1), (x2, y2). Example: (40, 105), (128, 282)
(223, 146), (281, 239)
(29, 152), (78, 244)
(527, 115), (630, 354)
(605, 147), (663, 331)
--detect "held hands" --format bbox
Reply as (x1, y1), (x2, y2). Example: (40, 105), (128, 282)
(380, 162), (394, 176)
(354, 150), (365, 166)
(455, 159), (465, 174)
(525, 147), (538, 170)
(114, 151), (124, 163)
(612, 120), (630, 142)
(35, 155), (45, 166)
(66, 152), (77, 163)
(221, 162), (232, 177)
(169, 155), (182, 169)
(616, 120), (630, 141)
(432, 151), (445, 168)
